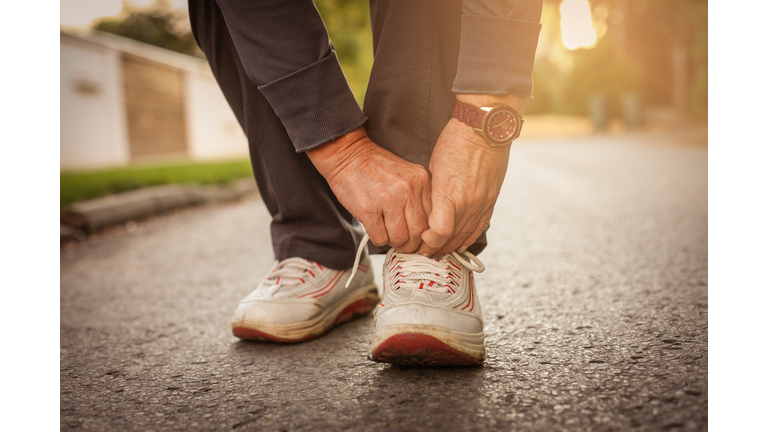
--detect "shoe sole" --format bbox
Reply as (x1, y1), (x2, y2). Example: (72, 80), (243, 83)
(370, 324), (485, 366)
(232, 284), (379, 343)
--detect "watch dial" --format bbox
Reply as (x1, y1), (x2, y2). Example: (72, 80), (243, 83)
(485, 110), (518, 145)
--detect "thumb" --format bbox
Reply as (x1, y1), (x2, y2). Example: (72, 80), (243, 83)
(418, 201), (455, 256)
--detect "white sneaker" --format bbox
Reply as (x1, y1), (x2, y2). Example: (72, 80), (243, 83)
(370, 248), (486, 366)
(231, 255), (379, 343)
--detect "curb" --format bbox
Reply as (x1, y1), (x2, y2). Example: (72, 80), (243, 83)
(61, 178), (257, 240)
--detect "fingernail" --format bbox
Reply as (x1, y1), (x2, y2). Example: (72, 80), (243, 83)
(420, 253), (430, 257)
(458, 246), (468, 253)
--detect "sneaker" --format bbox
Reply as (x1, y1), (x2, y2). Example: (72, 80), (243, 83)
(370, 248), (486, 366)
(231, 254), (380, 343)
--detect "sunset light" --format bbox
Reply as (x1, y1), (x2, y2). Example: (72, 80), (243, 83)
(560, 0), (598, 50)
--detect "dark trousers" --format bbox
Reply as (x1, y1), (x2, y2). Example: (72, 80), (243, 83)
(189, 0), (486, 270)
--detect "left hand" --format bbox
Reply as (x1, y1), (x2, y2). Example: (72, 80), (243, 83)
(418, 93), (524, 256)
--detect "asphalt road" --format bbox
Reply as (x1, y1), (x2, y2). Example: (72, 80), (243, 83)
(61, 128), (708, 431)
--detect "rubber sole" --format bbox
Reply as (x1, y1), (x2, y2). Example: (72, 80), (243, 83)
(371, 332), (484, 366)
(232, 287), (379, 343)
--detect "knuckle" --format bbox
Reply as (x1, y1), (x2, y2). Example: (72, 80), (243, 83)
(358, 202), (375, 216)
(476, 220), (491, 232)
(391, 177), (409, 191)
(410, 223), (428, 237)
(415, 166), (431, 183)
(370, 233), (388, 246)
(465, 194), (483, 208)
(375, 189), (390, 202)
(456, 229), (473, 238)
(389, 231), (408, 246)
(432, 224), (453, 238)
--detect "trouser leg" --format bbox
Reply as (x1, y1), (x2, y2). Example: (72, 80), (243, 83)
(188, 0), (364, 270)
(365, 0), (488, 255)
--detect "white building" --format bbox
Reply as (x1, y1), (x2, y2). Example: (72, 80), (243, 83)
(60, 28), (248, 170)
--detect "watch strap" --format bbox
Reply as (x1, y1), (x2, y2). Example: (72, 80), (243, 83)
(452, 101), (486, 129)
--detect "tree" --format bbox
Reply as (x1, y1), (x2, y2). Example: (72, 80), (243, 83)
(93, 0), (203, 58)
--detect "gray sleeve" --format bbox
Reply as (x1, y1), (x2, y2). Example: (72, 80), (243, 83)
(214, 0), (366, 152)
(452, 0), (544, 98)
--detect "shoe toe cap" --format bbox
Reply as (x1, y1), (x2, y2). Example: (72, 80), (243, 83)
(232, 299), (322, 325)
(374, 302), (483, 333)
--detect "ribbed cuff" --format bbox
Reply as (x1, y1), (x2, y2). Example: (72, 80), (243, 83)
(257, 52), (367, 153)
(452, 15), (542, 98)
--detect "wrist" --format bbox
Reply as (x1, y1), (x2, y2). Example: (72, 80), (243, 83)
(447, 117), (511, 156)
(455, 93), (526, 115)
(306, 126), (372, 178)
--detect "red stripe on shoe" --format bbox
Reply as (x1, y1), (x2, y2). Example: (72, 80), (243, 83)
(462, 278), (474, 311)
(299, 270), (343, 298)
(309, 270), (345, 298)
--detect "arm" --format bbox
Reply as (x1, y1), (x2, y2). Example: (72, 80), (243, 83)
(418, 0), (543, 256)
(215, 0), (431, 251)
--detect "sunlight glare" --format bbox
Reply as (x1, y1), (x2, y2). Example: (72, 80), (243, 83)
(560, 0), (598, 50)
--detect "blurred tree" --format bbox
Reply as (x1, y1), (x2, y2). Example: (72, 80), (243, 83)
(528, 0), (707, 117)
(93, 0), (373, 102)
(314, 0), (374, 106)
(94, 0), (204, 58)
(564, 33), (643, 116)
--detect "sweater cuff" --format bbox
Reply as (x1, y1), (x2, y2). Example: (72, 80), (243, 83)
(257, 51), (367, 153)
(452, 15), (542, 98)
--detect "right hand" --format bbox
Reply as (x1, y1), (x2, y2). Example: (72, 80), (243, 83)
(306, 127), (432, 252)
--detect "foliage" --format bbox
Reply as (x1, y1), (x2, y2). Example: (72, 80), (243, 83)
(314, 0), (374, 106)
(528, 0), (707, 117)
(61, 159), (253, 208)
(565, 35), (643, 116)
(94, 0), (203, 58)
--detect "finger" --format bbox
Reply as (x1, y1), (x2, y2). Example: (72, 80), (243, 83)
(383, 208), (409, 249)
(436, 213), (478, 255)
(398, 199), (429, 253)
(418, 200), (455, 256)
(361, 213), (389, 247)
(421, 175), (432, 218)
(458, 209), (493, 253)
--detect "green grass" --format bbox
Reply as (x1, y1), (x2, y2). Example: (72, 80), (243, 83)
(61, 159), (254, 209)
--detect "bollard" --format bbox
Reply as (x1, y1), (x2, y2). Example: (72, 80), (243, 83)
(589, 94), (608, 132)
(622, 92), (643, 129)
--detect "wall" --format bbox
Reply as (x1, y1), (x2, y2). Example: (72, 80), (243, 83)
(184, 72), (248, 161)
(60, 34), (129, 170)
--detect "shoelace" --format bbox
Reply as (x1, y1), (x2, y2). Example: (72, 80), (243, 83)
(345, 233), (485, 289)
(265, 257), (323, 289)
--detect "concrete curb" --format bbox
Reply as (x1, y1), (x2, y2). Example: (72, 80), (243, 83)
(61, 178), (257, 237)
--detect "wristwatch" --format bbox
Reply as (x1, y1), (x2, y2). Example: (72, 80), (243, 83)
(452, 101), (524, 147)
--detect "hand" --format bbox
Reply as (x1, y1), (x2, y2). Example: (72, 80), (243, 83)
(307, 127), (431, 252)
(417, 93), (524, 256)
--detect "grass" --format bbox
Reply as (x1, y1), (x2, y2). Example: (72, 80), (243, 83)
(61, 159), (253, 209)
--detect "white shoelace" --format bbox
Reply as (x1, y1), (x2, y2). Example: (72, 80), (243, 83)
(345, 233), (485, 290)
(265, 257), (324, 289)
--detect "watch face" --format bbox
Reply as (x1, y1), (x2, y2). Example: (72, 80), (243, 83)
(484, 108), (519, 146)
